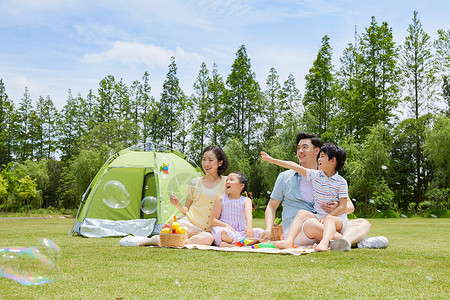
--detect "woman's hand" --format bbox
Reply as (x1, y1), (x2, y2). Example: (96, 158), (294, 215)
(170, 194), (181, 208)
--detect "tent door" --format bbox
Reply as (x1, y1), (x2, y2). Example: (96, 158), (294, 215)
(141, 171), (158, 220)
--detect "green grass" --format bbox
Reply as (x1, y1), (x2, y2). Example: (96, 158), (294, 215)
(0, 218), (449, 299)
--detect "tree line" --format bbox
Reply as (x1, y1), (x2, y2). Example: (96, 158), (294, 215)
(0, 12), (448, 216)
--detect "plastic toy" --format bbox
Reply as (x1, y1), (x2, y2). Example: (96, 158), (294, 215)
(161, 161), (169, 175)
(252, 242), (277, 249)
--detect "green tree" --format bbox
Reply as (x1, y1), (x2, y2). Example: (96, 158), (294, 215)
(0, 174), (8, 212)
(400, 11), (437, 204)
(131, 72), (156, 144)
(263, 67), (282, 141)
(0, 80), (15, 165)
(17, 175), (37, 208)
(335, 38), (365, 140)
(208, 63), (227, 146)
(434, 29), (450, 114)
(280, 73), (302, 138)
(344, 124), (392, 216)
(35, 95), (58, 159)
(191, 62), (211, 157)
(160, 57), (184, 149)
(226, 45), (262, 153)
(424, 115), (450, 209)
(303, 35), (336, 137)
(16, 88), (34, 161)
(359, 17), (400, 127)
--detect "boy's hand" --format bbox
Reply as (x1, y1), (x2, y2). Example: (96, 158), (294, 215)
(260, 151), (272, 162)
(319, 215), (330, 224)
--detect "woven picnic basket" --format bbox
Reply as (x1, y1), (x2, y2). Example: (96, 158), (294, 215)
(159, 217), (187, 248)
(270, 225), (283, 241)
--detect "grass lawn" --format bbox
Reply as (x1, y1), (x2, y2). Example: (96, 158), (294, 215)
(0, 217), (449, 299)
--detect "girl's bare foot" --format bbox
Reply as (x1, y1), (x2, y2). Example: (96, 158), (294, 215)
(273, 240), (294, 249)
(219, 242), (235, 247)
(313, 242), (329, 252)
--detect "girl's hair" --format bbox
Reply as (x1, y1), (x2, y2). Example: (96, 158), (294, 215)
(230, 171), (249, 196)
(203, 145), (229, 175)
(231, 171), (255, 210)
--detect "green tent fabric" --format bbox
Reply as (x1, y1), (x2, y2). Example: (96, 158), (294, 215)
(71, 144), (202, 238)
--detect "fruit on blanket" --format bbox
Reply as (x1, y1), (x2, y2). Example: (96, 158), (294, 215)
(172, 221), (180, 231)
(161, 227), (171, 234)
(175, 227), (185, 234)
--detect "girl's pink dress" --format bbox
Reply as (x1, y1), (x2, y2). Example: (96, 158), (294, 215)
(211, 195), (263, 246)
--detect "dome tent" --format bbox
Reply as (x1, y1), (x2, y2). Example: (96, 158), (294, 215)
(71, 143), (202, 238)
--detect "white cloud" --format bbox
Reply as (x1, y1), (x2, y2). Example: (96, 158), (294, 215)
(81, 41), (203, 68)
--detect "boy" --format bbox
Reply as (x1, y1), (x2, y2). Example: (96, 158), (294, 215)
(260, 143), (348, 251)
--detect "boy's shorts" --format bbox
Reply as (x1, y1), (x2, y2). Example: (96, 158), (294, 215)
(285, 217), (349, 247)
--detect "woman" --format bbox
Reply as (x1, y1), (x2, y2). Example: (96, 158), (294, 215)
(120, 145), (228, 246)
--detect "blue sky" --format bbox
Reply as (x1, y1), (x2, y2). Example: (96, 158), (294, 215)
(1, 0), (449, 109)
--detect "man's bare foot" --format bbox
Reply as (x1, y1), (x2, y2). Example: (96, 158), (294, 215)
(313, 242), (329, 252)
(219, 242), (235, 247)
(273, 240), (294, 249)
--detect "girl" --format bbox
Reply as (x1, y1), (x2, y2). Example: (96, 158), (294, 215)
(211, 172), (264, 247)
(120, 145), (228, 247)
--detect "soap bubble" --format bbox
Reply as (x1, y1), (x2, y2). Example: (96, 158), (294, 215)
(401, 214), (408, 218)
(103, 180), (130, 209)
(369, 199), (375, 204)
(0, 239), (61, 286)
(169, 172), (202, 204)
(141, 196), (158, 214)
(157, 155), (174, 179)
(381, 165), (388, 170)
(174, 278), (181, 287)
(430, 214), (437, 218)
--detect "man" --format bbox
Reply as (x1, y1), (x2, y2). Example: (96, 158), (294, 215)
(260, 132), (388, 251)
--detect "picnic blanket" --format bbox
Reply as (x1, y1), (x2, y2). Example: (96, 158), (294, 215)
(157, 244), (315, 255)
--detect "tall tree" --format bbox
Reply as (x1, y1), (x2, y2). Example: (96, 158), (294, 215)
(400, 11), (437, 203)
(336, 32), (365, 141)
(16, 88), (34, 161)
(0, 80), (15, 166)
(303, 35), (336, 137)
(434, 29), (450, 114)
(360, 17), (400, 126)
(226, 45), (262, 153)
(208, 63), (227, 146)
(191, 62), (211, 155)
(280, 73), (302, 139)
(160, 57), (184, 149)
(35, 95), (57, 159)
(263, 67), (282, 141)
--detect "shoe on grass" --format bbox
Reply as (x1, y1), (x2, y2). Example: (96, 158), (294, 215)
(357, 236), (389, 249)
(329, 239), (351, 252)
(119, 236), (145, 247)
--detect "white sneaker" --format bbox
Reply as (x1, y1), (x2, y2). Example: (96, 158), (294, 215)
(329, 239), (351, 252)
(357, 236), (389, 249)
(119, 236), (146, 247)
